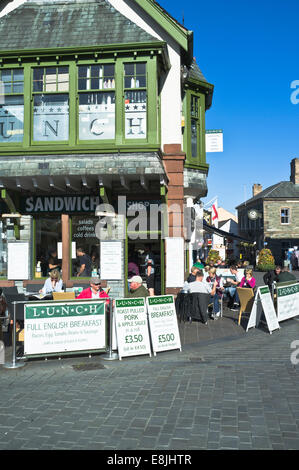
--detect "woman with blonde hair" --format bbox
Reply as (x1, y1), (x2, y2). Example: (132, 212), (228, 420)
(239, 268), (256, 289)
(39, 269), (63, 295)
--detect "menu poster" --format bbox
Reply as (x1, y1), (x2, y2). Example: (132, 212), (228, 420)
(147, 295), (181, 355)
(100, 241), (122, 280)
(7, 242), (30, 280)
(246, 286), (280, 334)
(114, 297), (151, 360)
(165, 237), (184, 288)
(277, 283), (299, 322)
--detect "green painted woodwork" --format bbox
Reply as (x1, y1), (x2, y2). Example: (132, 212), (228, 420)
(133, 0), (191, 53)
(183, 89), (208, 169)
(0, 54), (160, 154)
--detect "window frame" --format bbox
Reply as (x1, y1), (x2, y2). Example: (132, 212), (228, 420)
(77, 61), (116, 143)
(0, 54), (159, 152)
(31, 65), (70, 145)
(280, 207), (290, 225)
(0, 66), (24, 145)
(183, 89), (207, 168)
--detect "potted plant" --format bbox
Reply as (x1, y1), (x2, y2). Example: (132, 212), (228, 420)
(257, 248), (275, 271)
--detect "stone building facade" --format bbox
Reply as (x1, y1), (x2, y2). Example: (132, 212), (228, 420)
(237, 158), (299, 264)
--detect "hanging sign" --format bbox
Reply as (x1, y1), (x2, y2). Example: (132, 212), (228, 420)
(24, 300), (106, 356)
(114, 297), (151, 360)
(146, 295), (181, 355)
(246, 286), (280, 334)
(277, 282), (299, 322)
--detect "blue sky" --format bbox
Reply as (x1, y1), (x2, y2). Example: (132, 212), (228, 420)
(158, 0), (299, 214)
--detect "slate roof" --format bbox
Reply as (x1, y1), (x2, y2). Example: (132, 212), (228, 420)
(236, 181), (299, 209)
(0, 0), (159, 52)
(189, 59), (208, 83)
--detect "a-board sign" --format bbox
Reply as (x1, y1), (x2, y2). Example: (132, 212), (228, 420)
(146, 295), (181, 355)
(24, 300), (106, 356)
(114, 298), (151, 360)
(277, 283), (299, 322)
(246, 286), (280, 334)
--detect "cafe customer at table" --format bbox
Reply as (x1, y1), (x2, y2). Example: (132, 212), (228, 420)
(76, 276), (110, 304)
(126, 275), (149, 298)
(277, 267), (297, 282)
(39, 269), (63, 295)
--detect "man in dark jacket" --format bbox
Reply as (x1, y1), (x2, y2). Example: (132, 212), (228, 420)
(263, 265), (282, 287)
(127, 275), (149, 298)
(277, 267), (297, 282)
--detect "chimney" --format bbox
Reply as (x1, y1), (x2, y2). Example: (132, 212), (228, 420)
(290, 158), (299, 185)
(252, 184), (262, 197)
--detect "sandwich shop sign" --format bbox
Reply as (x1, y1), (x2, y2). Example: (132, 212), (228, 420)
(21, 195), (102, 213)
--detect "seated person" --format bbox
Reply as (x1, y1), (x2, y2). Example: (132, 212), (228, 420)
(186, 266), (199, 283)
(277, 267), (297, 282)
(126, 275), (149, 298)
(187, 269), (217, 321)
(206, 267), (224, 318)
(224, 265), (243, 310)
(39, 269), (63, 295)
(239, 268), (256, 289)
(76, 277), (110, 304)
(263, 265), (282, 287)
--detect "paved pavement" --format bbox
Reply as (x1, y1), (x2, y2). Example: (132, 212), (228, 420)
(0, 271), (299, 451)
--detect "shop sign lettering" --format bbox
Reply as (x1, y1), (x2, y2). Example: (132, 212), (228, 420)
(22, 195), (102, 213)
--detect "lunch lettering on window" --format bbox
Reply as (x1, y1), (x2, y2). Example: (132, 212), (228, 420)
(78, 64), (115, 140)
(124, 63), (147, 139)
(32, 66), (69, 142)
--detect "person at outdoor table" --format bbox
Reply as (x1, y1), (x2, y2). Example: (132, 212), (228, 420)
(39, 269), (63, 294)
(187, 269), (217, 320)
(206, 267), (224, 318)
(126, 275), (149, 298)
(76, 277), (110, 304)
(239, 268), (256, 289)
(277, 267), (297, 282)
(263, 265), (282, 288)
(224, 265), (243, 310)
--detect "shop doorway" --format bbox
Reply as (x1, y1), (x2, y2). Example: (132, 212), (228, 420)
(35, 215), (62, 277)
(127, 239), (163, 296)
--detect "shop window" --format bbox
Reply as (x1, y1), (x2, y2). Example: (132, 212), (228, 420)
(78, 64), (115, 141)
(35, 216), (62, 277)
(124, 63), (147, 139)
(0, 68), (24, 143)
(190, 95), (200, 158)
(281, 208), (290, 224)
(71, 216), (100, 277)
(32, 66), (69, 141)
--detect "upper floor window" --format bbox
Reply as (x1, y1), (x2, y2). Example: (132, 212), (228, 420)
(78, 64), (115, 140)
(191, 95), (200, 158)
(124, 63), (147, 139)
(0, 68), (24, 143)
(32, 66), (69, 142)
(281, 208), (290, 224)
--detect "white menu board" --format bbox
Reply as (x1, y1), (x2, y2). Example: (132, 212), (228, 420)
(165, 237), (184, 288)
(146, 295), (181, 355)
(7, 242), (29, 280)
(114, 297), (151, 360)
(277, 283), (299, 322)
(247, 286), (280, 334)
(100, 241), (122, 280)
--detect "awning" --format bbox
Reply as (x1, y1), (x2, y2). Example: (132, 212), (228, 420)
(203, 220), (250, 242)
